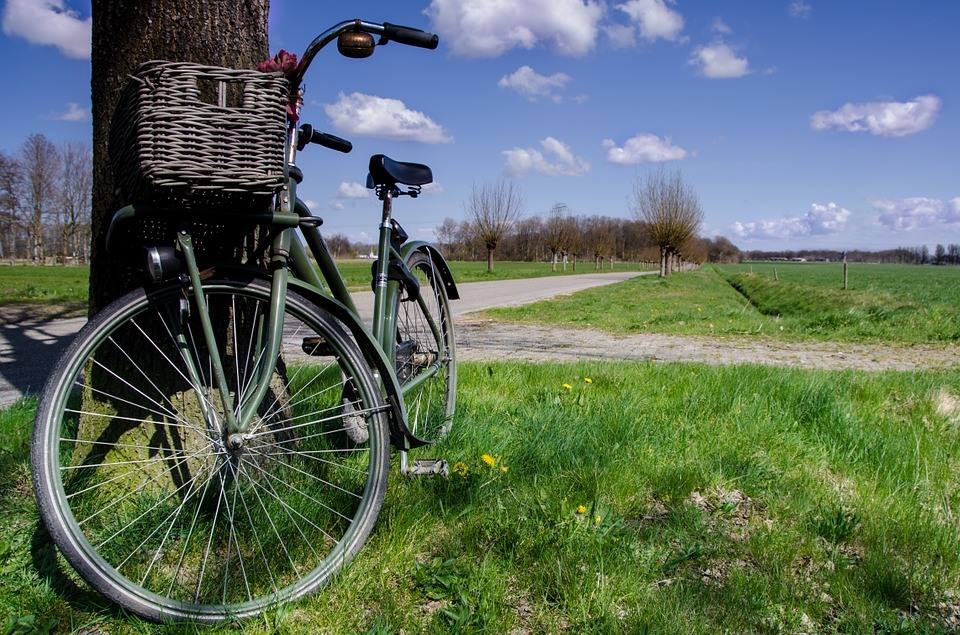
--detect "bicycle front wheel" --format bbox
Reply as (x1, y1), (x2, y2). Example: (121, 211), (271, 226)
(393, 249), (457, 444)
(32, 277), (390, 622)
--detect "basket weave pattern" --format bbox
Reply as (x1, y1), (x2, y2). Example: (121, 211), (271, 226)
(111, 60), (289, 209)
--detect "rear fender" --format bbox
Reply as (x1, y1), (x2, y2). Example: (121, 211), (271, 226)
(399, 240), (460, 300)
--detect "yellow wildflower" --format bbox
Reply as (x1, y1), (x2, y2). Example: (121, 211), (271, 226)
(576, 504), (586, 514)
(452, 461), (468, 477)
(481, 453), (497, 467)
(562, 383), (573, 391)
(583, 377), (593, 384)
(500, 466), (509, 473)
(595, 515), (603, 526)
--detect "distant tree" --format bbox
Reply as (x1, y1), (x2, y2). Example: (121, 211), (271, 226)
(58, 142), (93, 264)
(0, 151), (22, 260)
(21, 134), (60, 264)
(434, 217), (460, 257)
(467, 179), (523, 272)
(630, 168), (703, 277)
(326, 233), (352, 259)
(934, 244), (946, 265)
(90, 0), (270, 312)
(544, 203), (573, 271)
(706, 235), (742, 263)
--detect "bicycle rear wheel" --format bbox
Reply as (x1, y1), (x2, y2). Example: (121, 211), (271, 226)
(32, 277), (389, 622)
(393, 249), (456, 444)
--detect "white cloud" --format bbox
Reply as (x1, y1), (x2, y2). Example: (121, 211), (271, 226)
(324, 92), (452, 144)
(425, 0), (603, 57)
(503, 137), (590, 177)
(810, 95), (941, 137)
(733, 202), (851, 239)
(690, 41), (750, 78)
(2, 0), (90, 59)
(872, 197), (960, 231)
(617, 0), (684, 42)
(498, 66), (571, 102)
(337, 182), (368, 199)
(53, 102), (88, 121)
(711, 18), (732, 35)
(603, 23), (636, 48)
(788, 1), (812, 18)
(602, 133), (687, 164)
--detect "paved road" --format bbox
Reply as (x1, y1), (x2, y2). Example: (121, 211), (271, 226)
(0, 270), (645, 407)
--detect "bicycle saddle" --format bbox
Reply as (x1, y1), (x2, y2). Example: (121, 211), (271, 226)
(366, 154), (433, 188)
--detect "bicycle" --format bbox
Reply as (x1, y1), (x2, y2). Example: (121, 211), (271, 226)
(31, 19), (455, 623)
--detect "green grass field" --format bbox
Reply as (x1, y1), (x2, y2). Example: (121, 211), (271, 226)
(0, 260), (645, 309)
(2, 362), (959, 632)
(0, 265), (89, 311)
(486, 264), (960, 344)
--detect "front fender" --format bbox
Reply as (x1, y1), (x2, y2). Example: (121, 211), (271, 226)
(399, 240), (460, 300)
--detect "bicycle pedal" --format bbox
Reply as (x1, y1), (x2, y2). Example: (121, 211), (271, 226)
(301, 336), (334, 356)
(403, 459), (448, 477)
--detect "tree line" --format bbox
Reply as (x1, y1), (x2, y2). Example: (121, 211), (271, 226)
(743, 245), (960, 265)
(0, 134), (92, 263)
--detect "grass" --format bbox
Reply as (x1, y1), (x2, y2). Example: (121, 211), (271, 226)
(2, 362), (959, 632)
(0, 265), (89, 312)
(0, 260), (642, 308)
(485, 264), (960, 344)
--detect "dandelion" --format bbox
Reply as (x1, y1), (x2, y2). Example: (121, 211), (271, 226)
(500, 466), (509, 474)
(481, 453), (497, 467)
(595, 515), (603, 526)
(583, 377), (593, 384)
(452, 461), (469, 477)
(562, 383), (573, 391)
(576, 504), (587, 514)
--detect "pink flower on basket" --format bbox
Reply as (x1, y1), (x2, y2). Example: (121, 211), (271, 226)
(257, 49), (298, 75)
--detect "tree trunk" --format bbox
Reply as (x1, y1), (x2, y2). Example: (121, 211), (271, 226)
(89, 0), (270, 313)
(486, 248), (494, 273)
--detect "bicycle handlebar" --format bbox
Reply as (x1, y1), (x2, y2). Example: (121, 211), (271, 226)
(293, 18), (439, 86)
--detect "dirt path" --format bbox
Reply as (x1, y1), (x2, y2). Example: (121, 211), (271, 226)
(456, 317), (959, 372)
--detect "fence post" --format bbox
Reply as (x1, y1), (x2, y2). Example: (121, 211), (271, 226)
(842, 251), (848, 290)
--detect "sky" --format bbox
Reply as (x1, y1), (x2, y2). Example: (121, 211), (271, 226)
(1, 0), (958, 252)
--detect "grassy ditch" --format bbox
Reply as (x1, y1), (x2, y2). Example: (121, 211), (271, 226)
(485, 265), (960, 344)
(3, 362), (959, 632)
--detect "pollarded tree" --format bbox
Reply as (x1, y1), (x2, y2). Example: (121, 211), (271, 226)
(89, 0), (270, 312)
(630, 168), (703, 277)
(467, 179), (523, 272)
(544, 203), (573, 271)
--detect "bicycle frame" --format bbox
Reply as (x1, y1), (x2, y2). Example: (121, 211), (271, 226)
(105, 17), (452, 450)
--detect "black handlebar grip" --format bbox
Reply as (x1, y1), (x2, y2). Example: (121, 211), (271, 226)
(382, 22), (439, 49)
(298, 125), (352, 153)
(314, 131), (353, 153)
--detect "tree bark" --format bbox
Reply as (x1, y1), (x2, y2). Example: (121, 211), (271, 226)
(90, 0), (270, 313)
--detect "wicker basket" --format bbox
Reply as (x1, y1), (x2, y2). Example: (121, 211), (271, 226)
(111, 60), (289, 210)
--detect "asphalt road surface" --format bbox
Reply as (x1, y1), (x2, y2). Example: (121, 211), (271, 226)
(0, 270), (644, 407)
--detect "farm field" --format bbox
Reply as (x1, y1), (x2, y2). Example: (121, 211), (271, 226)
(2, 362), (959, 632)
(487, 263), (960, 345)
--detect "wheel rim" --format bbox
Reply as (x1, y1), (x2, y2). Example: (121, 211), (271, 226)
(35, 281), (388, 620)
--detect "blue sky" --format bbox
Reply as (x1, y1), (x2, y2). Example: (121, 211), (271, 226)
(2, 0), (958, 251)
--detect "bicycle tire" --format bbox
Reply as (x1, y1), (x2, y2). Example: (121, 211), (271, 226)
(32, 277), (390, 622)
(392, 249), (457, 444)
